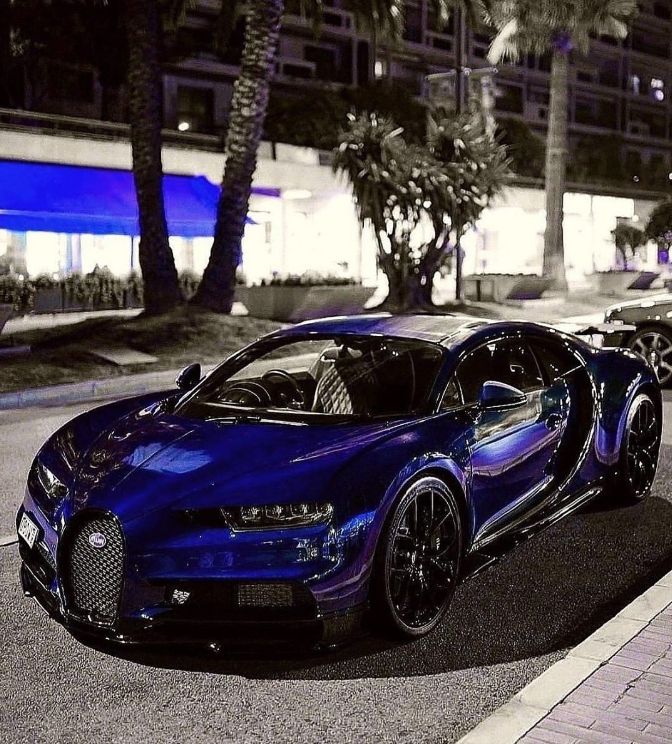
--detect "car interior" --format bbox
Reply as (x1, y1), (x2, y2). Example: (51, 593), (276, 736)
(198, 339), (443, 419)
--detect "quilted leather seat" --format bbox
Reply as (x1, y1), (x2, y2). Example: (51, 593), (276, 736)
(311, 349), (378, 415)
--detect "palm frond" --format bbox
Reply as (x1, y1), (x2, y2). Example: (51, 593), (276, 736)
(488, 0), (637, 57)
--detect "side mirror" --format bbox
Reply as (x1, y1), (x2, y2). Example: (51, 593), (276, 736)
(176, 362), (201, 391)
(478, 380), (526, 410)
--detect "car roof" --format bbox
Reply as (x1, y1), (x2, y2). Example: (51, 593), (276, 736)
(267, 313), (558, 350)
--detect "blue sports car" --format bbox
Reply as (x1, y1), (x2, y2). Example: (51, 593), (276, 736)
(17, 314), (662, 646)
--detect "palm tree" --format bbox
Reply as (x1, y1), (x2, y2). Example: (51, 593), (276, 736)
(125, 0), (181, 314)
(487, 0), (637, 290)
(192, 0), (412, 313)
(191, 0), (284, 312)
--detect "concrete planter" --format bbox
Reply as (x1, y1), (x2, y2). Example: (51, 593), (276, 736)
(33, 287), (63, 313)
(237, 285), (376, 322)
(595, 270), (660, 296)
(463, 274), (552, 303)
(0, 303), (13, 333)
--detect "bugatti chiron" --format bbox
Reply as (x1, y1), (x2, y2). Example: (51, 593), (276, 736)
(17, 314), (662, 645)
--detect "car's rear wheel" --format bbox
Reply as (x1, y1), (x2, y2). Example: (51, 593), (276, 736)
(613, 393), (660, 503)
(372, 476), (462, 638)
(628, 328), (672, 386)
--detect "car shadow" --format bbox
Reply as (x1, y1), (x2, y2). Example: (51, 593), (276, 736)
(88, 455), (672, 680)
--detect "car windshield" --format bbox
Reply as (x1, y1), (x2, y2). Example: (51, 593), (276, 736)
(175, 335), (444, 423)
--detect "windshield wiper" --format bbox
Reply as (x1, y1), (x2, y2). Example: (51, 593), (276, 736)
(210, 413), (262, 424)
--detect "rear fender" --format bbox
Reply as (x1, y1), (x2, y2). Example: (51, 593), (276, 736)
(589, 349), (659, 466)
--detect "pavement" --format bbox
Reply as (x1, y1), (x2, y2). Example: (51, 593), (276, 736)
(523, 598), (672, 744)
(1, 396), (672, 742)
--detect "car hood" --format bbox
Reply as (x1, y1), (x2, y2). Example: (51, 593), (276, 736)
(67, 408), (414, 521)
(606, 293), (672, 316)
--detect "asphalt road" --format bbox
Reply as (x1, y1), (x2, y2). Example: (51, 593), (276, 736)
(2, 397), (672, 743)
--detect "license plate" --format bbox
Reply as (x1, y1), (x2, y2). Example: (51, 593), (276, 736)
(18, 513), (39, 549)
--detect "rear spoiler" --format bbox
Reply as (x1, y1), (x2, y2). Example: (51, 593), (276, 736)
(553, 321), (636, 347)
(555, 322), (637, 337)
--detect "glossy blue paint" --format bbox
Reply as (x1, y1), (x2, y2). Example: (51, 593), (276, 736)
(16, 316), (661, 644)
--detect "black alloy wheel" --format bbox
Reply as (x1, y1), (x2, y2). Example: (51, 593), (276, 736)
(618, 393), (660, 502)
(629, 328), (672, 387)
(374, 476), (462, 638)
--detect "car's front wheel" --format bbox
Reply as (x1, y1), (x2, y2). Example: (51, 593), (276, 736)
(613, 392), (660, 503)
(372, 476), (462, 638)
(628, 327), (672, 386)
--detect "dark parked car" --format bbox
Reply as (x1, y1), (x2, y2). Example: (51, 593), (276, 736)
(17, 314), (661, 647)
(604, 293), (672, 386)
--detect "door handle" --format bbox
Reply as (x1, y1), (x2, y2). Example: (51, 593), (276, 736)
(545, 413), (563, 431)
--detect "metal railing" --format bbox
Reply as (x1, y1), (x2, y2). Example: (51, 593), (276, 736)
(0, 107), (225, 152)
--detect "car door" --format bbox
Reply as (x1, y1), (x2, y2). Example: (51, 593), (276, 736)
(452, 338), (569, 546)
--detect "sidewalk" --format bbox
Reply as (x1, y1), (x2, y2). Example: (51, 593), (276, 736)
(520, 608), (672, 744)
(458, 573), (672, 744)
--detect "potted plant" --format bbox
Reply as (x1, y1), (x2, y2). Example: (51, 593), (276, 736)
(32, 274), (63, 313)
(463, 273), (553, 302)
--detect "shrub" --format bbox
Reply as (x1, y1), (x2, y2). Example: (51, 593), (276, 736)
(262, 273), (358, 287)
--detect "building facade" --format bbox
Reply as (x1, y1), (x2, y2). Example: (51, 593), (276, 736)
(1, 1), (671, 291)
(24, 0), (672, 190)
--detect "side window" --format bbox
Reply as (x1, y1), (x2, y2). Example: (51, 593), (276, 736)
(439, 376), (462, 410)
(529, 340), (579, 383)
(455, 338), (543, 404)
(455, 344), (494, 404)
(494, 339), (544, 392)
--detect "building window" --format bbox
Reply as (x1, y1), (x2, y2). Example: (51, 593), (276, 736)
(47, 64), (95, 104)
(654, 2), (671, 20)
(374, 59), (386, 78)
(304, 45), (338, 81)
(495, 84), (523, 114)
(403, 3), (422, 43)
(176, 85), (215, 134)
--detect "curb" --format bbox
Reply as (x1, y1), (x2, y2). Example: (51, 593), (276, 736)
(0, 354), (317, 411)
(456, 571), (672, 744)
(0, 368), (186, 410)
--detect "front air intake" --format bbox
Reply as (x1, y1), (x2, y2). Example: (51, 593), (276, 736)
(61, 513), (124, 625)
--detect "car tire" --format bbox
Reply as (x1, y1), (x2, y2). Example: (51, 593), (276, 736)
(371, 476), (463, 639)
(628, 327), (672, 387)
(612, 392), (660, 503)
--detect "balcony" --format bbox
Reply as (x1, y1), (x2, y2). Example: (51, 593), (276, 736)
(275, 58), (316, 82)
(282, 5), (355, 36)
(424, 31), (453, 53)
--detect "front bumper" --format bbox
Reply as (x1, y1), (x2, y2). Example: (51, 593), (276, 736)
(19, 561), (364, 647)
(16, 493), (371, 648)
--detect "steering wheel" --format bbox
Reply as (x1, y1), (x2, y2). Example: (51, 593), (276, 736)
(261, 369), (306, 409)
(218, 380), (272, 407)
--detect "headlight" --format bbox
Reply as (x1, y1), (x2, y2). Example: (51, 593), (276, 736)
(29, 459), (68, 507)
(221, 502), (333, 531)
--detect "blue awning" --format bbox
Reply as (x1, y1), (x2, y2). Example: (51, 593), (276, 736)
(0, 160), (267, 237)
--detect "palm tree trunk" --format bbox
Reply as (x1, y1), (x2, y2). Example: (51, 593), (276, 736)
(454, 227), (464, 301)
(543, 48), (569, 291)
(192, 0), (284, 312)
(126, 0), (180, 315)
(0, 0), (11, 107)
